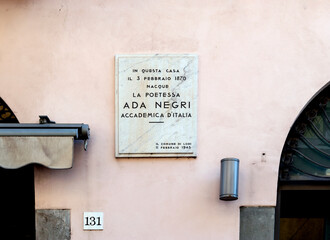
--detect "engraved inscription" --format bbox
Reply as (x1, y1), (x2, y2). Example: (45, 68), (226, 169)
(115, 54), (198, 158)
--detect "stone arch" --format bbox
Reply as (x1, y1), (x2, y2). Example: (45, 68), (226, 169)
(279, 82), (330, 181)
(0, 97), (18, 123)
(275, 82), (330, 240)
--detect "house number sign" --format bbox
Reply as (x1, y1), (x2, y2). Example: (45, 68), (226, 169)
(83, 212), (104, 230)
(115, 54), (198, 158)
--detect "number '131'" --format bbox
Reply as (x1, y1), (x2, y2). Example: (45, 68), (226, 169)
(85, 216), (101, 226)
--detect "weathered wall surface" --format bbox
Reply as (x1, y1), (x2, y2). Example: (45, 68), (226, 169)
(240, 207), (275, 240)
(0, 0), (329, 239)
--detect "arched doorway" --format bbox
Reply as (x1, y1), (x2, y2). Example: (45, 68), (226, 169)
(276, 82), (330, 240)
(0, 97), (35, 239)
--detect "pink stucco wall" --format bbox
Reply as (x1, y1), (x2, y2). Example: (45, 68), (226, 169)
(1, 0), (330, 239)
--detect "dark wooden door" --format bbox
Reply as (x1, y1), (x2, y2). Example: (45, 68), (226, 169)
(0, 166), (35, 239)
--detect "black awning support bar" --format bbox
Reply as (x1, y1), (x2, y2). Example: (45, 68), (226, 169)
(0, 116), (90, 150)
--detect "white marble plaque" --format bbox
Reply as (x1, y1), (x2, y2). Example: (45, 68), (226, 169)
(115, 54), (198, 157)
